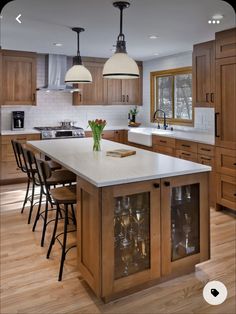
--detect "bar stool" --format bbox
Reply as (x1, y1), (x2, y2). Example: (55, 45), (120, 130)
(11, 140), (62, 219)
(26, 152), (76, 247)
(37, 159), (77, 281)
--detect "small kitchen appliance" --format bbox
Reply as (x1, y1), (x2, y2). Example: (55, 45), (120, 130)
(12, 111), (25, 130)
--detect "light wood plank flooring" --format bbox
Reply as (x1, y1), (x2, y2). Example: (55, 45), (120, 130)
(0, 183), (235, 314)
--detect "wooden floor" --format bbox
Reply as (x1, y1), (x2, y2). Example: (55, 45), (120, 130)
(0, 183), (235, 314)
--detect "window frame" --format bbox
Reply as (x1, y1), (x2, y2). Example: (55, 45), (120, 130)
(150, 67), (193, 126)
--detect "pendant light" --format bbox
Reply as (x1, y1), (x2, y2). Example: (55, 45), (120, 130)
(103, 1), (139, 79)
(65, 27), (92, 83)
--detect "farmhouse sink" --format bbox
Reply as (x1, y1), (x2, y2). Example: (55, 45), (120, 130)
(128, 128), (153, 147)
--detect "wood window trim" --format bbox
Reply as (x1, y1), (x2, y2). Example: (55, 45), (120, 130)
(150, 67), (193, 126)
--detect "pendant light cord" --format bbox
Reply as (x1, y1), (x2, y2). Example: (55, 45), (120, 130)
(119, 6), (124, 40)
(72, 27), (84, 65)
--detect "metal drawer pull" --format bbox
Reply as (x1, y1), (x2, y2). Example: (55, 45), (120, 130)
(182, 144), (190, 148)
(127, 95), (129, 102)
(160, 140), (167, 144)
(234, 163), (236, 166)
(201, 157), (211, 161)
(234, 193), (236, 197)
(153, 183), (160, 188)
(164, 181), (170, 187)
(210, 93), (214, 103)
(201, 148), (211, 152)
(215, 112), (220, 138)
(182, 152), (191, 156)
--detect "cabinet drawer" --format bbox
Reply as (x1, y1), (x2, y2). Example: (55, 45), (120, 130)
(198, 155), (215, 168)
(176, 150), (198, 162)
(1, 134), (40, 144)
(215, 28), (236, 59)
(216, 147), (236, 176)
(197, 143), (215, 157)
(176, 140), (197, 153)
(216, 174), (236, 211)
(1, 144), (15, 162)
(152, 135), (175, 148)
(153, 145), (175, 156)
(0, 161), (26, 180)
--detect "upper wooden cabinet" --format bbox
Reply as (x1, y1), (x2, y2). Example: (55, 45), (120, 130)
(216, 28), (236, 59)
(73, 58), (142, 106)
(192, 41), (215, 107)
(1, 50), (37, 106)
(73, 61), (108, 105)
(215, 56), (236, 150)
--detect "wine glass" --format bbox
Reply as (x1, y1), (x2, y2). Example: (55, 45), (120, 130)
(121, 247), (133, 276)
(120, 213), (131, 247)
(114, 199), (124, 242)
(133, 208), (145, 241)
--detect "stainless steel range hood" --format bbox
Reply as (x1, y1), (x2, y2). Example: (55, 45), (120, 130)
(40, 54), (79, 92)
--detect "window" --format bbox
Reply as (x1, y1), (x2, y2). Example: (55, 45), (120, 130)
(150, 67), (192, 125)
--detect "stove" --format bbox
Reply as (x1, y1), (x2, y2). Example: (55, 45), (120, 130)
(34, 126), (85, 140)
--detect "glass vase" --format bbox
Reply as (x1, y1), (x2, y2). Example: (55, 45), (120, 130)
(92, 132), (101, 151)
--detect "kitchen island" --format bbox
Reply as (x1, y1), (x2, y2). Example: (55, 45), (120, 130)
(28, 138), (211, 302)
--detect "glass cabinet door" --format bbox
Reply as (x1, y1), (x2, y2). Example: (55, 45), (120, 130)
(114, 192), (150, 279)
(171, 183), (200, 261)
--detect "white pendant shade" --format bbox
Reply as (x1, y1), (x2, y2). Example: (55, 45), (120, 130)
(103, 53), (139, 79)
(65, 64), (92, 83)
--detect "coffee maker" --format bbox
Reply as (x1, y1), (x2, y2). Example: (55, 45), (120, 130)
(12, 111), (25, 130)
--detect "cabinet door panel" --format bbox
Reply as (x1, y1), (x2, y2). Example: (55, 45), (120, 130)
(216, 28), (236, 59)
(107, 79), (123, 104)
(161, 173), (209, 276)
(192, 41), (215, 107)
(215, 57), (236, 149)
(2, 53), (36, 106)
(74, 62), (108, 105)
(216, 174), (236, 211)
(122, 77), (142, 105)
(102, 180), (161, 298)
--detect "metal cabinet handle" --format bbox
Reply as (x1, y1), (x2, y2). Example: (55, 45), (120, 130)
(234, 163), (236, 166)
(201, 148), (211, 152)
(160, 140), (167, 144)
(182, 152), (191, 157)
(215, 112), (220, 138)
(153, 183), (160, 188)
(200, 156), (211, 161)
(182, 144), (190, 148)
(127, 95), (129, 102)
(210, 93), (214, 103)
(164, 181), (170, 187)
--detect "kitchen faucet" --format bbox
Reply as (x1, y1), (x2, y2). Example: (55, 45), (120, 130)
(153, 109), (168, 130)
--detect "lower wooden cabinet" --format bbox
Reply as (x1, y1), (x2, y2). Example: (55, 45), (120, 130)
(216, 174), (236, 211)
(85, 130), (124, 143)
(77, 173), (210, 301)
(175, 150), (198, 162)
(0, 133), (40, 183)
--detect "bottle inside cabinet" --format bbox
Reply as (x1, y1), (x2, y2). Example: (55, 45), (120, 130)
(114, 192), (150, 279)
(171, 183), (200, 261)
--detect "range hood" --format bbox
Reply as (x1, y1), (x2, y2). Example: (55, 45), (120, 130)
(40, 54), (79, 92)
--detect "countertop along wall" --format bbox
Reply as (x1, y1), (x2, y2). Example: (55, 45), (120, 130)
(139, 51), (215, 134)
(0, 54), (134, 130)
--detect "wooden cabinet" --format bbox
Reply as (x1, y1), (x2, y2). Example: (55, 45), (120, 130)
(101, 180), (161, 298)
(216, 174), (236, 210)
(73, 61), (108, 105)
(216, 147), (236, 177)
(175, 140), (198, 162)
(85, 130), (124, 143)
(0, 133), (40, 183)
(152, 135), (176, 156)
(161, 173), (209, 276)
(73, 59), (142, 106)
(216, 28), (236, 59)
(107, 68), (143, 105)
(192, 41), (215, 107)
(1, 50), (37, 106)
(77, 173), (209, 301)
(215, 56), (236, 149)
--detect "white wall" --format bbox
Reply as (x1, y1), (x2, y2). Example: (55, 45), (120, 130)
(139, 51), (214, 133)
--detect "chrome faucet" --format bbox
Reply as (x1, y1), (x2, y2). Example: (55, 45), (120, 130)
(153, 109), (168, 130)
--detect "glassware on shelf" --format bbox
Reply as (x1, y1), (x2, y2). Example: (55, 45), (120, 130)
(133, 208), (145, 241)
(114, 199), (124, 242)
(121, 246), (133, 276)
(120, 212), (131, 247)
(185, 185), (191, 200)
(175, 186), (182, 201)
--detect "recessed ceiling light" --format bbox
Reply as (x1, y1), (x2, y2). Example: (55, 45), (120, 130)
(154, 53), (159, 56)
(149, 35), (158, 39)
(212, 14), (224, 20)
(53, 43), (63, 47)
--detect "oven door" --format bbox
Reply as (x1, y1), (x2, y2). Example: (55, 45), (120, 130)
(55, 131), (73, 138)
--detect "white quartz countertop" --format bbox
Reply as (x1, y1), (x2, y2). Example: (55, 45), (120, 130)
(128, 128), (215, 145)
(1, 129), (41, 135)
(28, 138), (211, 187)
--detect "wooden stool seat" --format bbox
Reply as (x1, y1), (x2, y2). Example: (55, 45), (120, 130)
(47, 170), (76, 185)
(50, 186), (76, 204)
(47, 160), (62, 171)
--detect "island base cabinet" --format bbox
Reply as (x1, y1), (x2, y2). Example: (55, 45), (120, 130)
(76, 173), (210, 302)
(161, 173), (210, 277)
(101, 180), (161, 300)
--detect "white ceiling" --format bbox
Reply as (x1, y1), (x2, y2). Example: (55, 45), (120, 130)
(1, 0), (235, 61)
